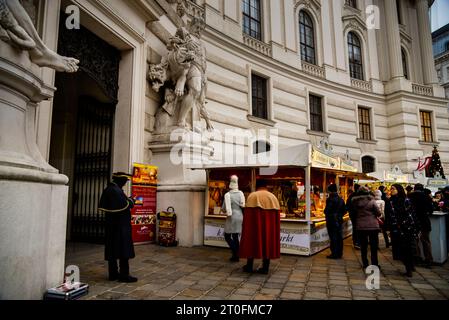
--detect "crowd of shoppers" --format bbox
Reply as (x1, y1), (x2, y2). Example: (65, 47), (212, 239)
(340, 182), (445, 278)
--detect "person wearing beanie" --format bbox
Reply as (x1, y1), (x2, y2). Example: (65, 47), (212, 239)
(353, 187), (382, 269)
(324, 184), (346, 259)
(221, 175), (245, 262)
(98, 172), (137, 283)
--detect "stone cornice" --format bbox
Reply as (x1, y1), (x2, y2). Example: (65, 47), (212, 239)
(83, 0), (146, 43)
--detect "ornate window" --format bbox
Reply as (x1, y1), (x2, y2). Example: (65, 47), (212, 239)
(253, 140), (271, 154)
(348, 32), (364, 80)
(243, 0), (262, 41)
(358, 107), (372, 140)
(251, 74), (268, 119)
(299, 10), (316, 65)
(362, 156), (375, 173)
(420, 111), (434, 142)
(309, 94), (323, 132)
(345, 0), (357, 9)
(401, 48), (409, 80)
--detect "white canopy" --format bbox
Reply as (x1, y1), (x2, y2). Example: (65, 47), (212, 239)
(189, 143), (312, 170)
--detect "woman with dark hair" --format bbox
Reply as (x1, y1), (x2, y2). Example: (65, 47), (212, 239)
(385, 184), (420, 277)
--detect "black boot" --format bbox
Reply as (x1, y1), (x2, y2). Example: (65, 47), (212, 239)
(257, 259), (270, 274)
(243, 258), (253, 273)
(118, 259), (138, 283)
(108, 260), (119, 281)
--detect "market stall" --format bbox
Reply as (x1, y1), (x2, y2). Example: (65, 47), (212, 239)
(196, 143), (377, 256)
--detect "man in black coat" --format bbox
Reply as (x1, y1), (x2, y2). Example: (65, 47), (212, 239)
(325, 184), (347, 259)
(99, 172), (137, 282)
(346, 184), (361, 249)
(409, 183), (433, 268)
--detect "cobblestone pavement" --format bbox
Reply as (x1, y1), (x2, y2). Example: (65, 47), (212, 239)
(66, 238), (449, 300)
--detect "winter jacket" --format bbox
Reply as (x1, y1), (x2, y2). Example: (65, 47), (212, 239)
(385, 196), (420, 240)
(408, 190), (433, 232)
(352, 194), (381, 231)
(324, 193), (346, 230)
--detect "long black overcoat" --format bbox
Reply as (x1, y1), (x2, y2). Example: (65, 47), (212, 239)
(99, 182), (135, 260)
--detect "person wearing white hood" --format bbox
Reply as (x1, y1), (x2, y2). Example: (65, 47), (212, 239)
(221, 175), (246, 262)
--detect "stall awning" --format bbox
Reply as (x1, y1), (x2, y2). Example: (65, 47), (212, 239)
(189, 144), (312, 170)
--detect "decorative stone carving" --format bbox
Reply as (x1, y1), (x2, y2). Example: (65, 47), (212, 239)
(58, 20), (120, 101)
(0, 0), (79, 72)
(148, 16), (213, 135)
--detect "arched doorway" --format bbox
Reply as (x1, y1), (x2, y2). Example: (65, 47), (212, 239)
(49, 15), (121, 243)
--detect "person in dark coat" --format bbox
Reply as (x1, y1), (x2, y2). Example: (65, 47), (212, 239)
(346, 184), (361, 249)
(352, 187), (381, 269)
(409, 184), (434, 268)
(325, 184), (346, 259)
(99, 172), (137, 283)
(385, 184), (420, 277)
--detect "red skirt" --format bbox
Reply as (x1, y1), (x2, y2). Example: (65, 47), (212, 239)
(239, 207), (281, 259)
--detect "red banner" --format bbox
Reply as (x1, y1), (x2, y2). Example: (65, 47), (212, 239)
(131, 164), (158, 244)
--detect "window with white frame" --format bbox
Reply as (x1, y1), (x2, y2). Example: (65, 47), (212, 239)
(251, 73), (268, 119)
(243, 0), (262, 41)
(420, 110), (434, 142)
(309, 94), (324, 132)
(299, 10), (316, 65)
(358, 107), (372, 140)
(348, 32), (364, 80)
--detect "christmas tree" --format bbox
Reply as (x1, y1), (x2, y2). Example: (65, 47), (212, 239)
(428, 146), (446, 179)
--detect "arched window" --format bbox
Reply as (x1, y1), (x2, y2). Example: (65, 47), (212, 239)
(253, 140), (271, 154)
(348, 32), (364, 80)
(299, 10), (316, 65)
(401, 48), (409, 80)
(362, 156), (375, 173)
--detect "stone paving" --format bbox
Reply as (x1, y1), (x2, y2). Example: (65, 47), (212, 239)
(66, 238), (449, 300)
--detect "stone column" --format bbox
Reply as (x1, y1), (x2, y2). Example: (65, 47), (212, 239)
(384, 0), (404, 79)
(0, 44), (69, 299)
(417, 0), (438, 85)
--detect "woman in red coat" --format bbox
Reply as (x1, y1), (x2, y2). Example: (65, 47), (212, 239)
(239, 179), (281, 274)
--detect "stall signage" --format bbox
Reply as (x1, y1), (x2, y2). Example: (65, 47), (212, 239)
(131, 163), (158, 244)
(340, 161), (357, 172)
(280, 227), (310, 253)
(427, 179), (448, 187)
(385, 173), (408, 183)
(312, 148), (339, 169)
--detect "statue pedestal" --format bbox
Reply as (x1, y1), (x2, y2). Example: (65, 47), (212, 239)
(0, 45), (69, 299)
(149, 131), (213, 247)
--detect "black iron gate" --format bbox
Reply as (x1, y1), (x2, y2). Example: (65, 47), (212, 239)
(71, 96), (115, 243)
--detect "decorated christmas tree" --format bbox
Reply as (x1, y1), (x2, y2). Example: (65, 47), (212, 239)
(428, 146), (446, 179)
